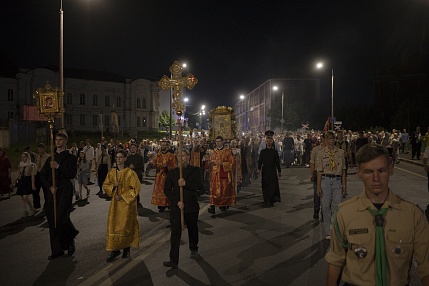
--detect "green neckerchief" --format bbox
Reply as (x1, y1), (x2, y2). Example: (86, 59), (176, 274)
(367, 207), (388, 286)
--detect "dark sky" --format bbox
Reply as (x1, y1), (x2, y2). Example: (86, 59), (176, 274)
(2, 0), (428, 114)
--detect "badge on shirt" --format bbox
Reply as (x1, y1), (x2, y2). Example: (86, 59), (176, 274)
(349, 228), (368, 235)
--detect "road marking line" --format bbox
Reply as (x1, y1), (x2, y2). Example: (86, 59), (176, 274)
(395, 166), (427, 179)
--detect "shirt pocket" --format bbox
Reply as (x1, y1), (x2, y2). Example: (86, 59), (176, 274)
(385, 231), (413, 269)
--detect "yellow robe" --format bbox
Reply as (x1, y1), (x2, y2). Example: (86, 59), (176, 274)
(103, 167), (141, 251)
(150, 151), (177, 206)
(209, 147), (236, 206)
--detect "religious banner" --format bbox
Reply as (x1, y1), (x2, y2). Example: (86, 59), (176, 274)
(209, 106), (237, 140)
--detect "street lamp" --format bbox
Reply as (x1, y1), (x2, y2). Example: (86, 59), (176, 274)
(59, 0), (64, 129)
(316, 62), (334, 130)
(199, 105), (206, 130)
(272, 86), (284, 133)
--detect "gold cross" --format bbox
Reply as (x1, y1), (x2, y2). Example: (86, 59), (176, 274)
(158, 61), (198, 116)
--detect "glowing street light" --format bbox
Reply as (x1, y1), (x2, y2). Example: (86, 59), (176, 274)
(272, 85), (285, 133)
(316, 61), (334, 130)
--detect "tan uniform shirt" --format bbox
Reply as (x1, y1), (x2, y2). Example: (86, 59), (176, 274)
(326, 191), (429, 285)
(316, 146), (345, 176)
(36, 153), (50, 173)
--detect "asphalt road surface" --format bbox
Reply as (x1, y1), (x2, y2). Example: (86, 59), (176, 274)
(0, 159), (427, 286)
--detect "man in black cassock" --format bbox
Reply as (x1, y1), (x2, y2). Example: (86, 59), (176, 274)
(40, 132), (79, 260)
(257, 131), (281, 206)
(163, 149), (203, 269)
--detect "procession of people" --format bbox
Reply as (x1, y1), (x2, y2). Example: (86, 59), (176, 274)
(3, 124), (429, 285)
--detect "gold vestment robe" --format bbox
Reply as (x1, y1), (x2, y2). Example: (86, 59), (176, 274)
(103, 167), (141, 251)
(209, 147), (236, 206)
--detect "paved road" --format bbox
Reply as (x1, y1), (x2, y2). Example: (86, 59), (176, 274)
(0, 159), (427, 286)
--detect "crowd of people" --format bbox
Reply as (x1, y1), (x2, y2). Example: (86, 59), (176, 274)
(1, 124), (429, 284)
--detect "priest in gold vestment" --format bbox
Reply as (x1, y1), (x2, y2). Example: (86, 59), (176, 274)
(208, 136), (236, 214)
(103, 150), (141, 262)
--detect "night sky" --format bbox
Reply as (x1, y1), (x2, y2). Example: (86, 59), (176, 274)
(2, 0), (428, 115)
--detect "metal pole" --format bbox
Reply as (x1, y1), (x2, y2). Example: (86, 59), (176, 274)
(169, 73), (172, 140)
(331, 68), (334, 130)
(281, 91), (284, 133)
(59, 0), (64, 129)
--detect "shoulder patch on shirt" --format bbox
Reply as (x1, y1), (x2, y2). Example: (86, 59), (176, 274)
(349, 228), (368, 235)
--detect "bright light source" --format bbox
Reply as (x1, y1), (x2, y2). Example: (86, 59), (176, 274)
(201, 105), (205, 110)
(182, 63), (187, 68)
(184, 97), (189, 102)
(316, 62), (323, 69)
(240, 94), (245, 100)
(273, 86), (278, 91)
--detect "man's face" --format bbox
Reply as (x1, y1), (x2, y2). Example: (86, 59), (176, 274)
(56, 136), (67, 148)
(115, 153), (126, 165)
(215, 139), (223, 149)
(357, 156), (393, 197)
(37, 147), (45, 154)
(337, 132), (343, 140)
(160, 142), (167, 151)
(130, 145), (137, 154)
(266, 137), (274, 147)
(179, 152), (190, 166)
(326, 135), (335, 146)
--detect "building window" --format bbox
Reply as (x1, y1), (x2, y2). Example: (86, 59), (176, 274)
(80, 114), (85, 125)
(105, 96), (110, 107)
(7, 89), (13, 101)
(66, 114), (72, 125)
(66, 92), (73, 104)
(118, 115), (121, 126)
(142, 116), (147, 127)
(105, 115), (110, 127)
(116, 96), (122, 107)
(136, 116), (141, 127)
(142, 98), (146, 109)
(93, 94), (98, 106)
(93, 115), (98, 126)
(7, 111), (13, 119)
(136, 98), (141, 108)
(80, 93), (85, 105)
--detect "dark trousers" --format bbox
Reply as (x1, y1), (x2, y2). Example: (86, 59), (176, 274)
(33, 173), (47, 209)
(412, 143), (422, 159)
(169, 210), (199, 264)
(312, 171), (320, 211)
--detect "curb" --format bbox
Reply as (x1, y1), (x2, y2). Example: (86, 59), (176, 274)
(399, 158), (424, 167)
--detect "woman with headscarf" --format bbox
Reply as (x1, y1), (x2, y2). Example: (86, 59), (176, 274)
(15, 152), (37, 216)
(0, 148), (12, 196)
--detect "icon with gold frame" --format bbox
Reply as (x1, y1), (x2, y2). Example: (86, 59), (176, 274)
(33, 82), (64, 118)
(209, 106), (237, 140)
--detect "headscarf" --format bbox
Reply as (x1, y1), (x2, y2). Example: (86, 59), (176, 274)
(19, 152), (33, 168)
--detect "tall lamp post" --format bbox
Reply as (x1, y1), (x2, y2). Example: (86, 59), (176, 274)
(59, 0), (64, 129)
(272, 86), (284, 133)
(316, 62), (334, 130)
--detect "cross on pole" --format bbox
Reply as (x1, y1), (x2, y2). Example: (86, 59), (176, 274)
(158, 61), (198, 230)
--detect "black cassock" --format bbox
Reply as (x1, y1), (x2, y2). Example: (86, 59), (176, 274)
(40, 150), (79, 255)
(258, 147), (281, 204)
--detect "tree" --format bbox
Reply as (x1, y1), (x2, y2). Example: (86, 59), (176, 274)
(158, 110), (171, 130)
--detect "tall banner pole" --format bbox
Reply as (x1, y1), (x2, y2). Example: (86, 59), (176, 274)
(158, 61), (198, 231)
(33, 82), (65, 229)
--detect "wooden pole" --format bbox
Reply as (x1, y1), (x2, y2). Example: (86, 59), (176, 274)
(49, 117), (57, 228)
(177, 116), (184, 231)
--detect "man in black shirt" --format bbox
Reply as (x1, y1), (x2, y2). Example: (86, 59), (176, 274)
(163, 149), (203, 269)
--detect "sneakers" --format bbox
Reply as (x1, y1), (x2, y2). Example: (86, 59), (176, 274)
(122, 247), (130, 259)
(325, 235), (331, 240)
(163, 260), (178, 269)
(208, 206), (215, 214)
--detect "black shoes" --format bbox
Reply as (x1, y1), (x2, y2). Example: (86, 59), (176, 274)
(208, 206), (215, 214)
(158, 206), (166, 213)
(313, 210), (320, 220)
(163, 260), (178, 269)
(122, 247), (130, 259)
(190, 250), (199, 259)
(106, 251), (121, 262)
(68, 240), (76, 256)
(48, 251), (64, 260)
